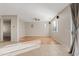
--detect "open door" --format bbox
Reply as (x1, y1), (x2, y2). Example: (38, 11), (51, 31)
(3, 19), (11, 41)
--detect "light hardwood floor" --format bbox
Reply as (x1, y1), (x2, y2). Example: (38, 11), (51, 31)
(17, 36), (70, 56)
(20, 36), (58, 44)
(0, 36), (70, 56)
(0, 36), (57, 48)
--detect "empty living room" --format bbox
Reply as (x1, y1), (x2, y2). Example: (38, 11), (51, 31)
(0, 3), (79, 57)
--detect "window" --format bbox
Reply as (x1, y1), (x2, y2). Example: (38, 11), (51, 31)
(52, 20), (58, 32)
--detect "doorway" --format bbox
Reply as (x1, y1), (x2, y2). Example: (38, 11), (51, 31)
(3, 19), (11, 41)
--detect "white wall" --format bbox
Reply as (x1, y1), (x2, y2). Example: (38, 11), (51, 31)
(11, 16), (19, 42)
(19, 19), (26, 38)
(24, 22), (49, 36)
(0, 19), (1, 40)
(18, 21), (49, 39)
(0, 18), (3, 41)
(50, 6), (72, 50)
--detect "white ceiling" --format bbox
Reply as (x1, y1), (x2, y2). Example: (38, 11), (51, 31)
(0, 3), (69, 22)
